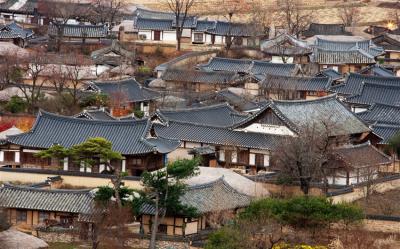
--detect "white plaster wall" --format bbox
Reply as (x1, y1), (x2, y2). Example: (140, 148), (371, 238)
(163, 31), (176, 41)
(138, 30), (152, 40)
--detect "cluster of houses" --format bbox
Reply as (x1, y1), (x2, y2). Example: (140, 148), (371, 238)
(0, 2), (400, 243)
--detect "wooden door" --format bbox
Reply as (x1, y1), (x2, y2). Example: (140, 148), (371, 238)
(153, 31), (161, 41)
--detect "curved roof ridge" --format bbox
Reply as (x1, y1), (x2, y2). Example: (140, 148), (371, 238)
(92, 77), (137, 84)
(39, 110), (148, 125)
(159, 102), (232, 113)
(1, 184), (92, 194)
(349, 72), (399, 79)
(273, 93), (337, 104)
(187, 176), (252, 198)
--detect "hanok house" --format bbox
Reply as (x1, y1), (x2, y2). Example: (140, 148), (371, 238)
(344, 83), (400, 113)
(90, 40), (135, 67)
(131, 7), (264, 47)
(311, 37), (384, 74)
(160, 68), (243, 93)
(261, 33), (312, 64)
(260, 74), (331, 100)
(372, 33), (400, 72)
(155, 103), (248, 128)
(140, 177), (252, 236)
(326, 142), (391, 186)
(74, 108), (115, 121)
(48, 23), (108, 44)
(329, 73), (400, 100)
(0, 22), (34, 47)
(0, 0), (45, 25)
(0, 111), (180, 176)
(302, 23), (352, 38)
(154, 95), (371, 174)
(357, 64), (395, 77)
(0, 184), (94, 229)
(86, 78), (160, 117)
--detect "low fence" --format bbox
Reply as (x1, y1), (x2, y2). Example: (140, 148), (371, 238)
(0, 168), (142, 189)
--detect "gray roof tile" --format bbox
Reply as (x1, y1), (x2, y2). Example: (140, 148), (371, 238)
(140, 177), (252, 215)
(330, 73), (400, 96)
(90, 78), (160, 103)
(234, 95), (369, 136)
(345, 83), (400, 106)
(156, 103), (248, 127)
(303, 23), (351, 37)
(161, 69), (241, 84)
(262, 74), (332, 91)
(48, 24), (107, 38)
(154, 120), (282, 151)
(74, 109), (115, 121)
(7, 111), (157, 155)
(0, 184), (94, 214)
(371, 122), (400, 144)
(357, 103), (400, 125)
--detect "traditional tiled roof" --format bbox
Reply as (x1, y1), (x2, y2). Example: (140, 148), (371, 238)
(330, 73), (400, 96)
(345, 83), (400, 106)
(303, 23), (351, 37)
(199, 57), (297, 78)
(314, 38), (383, 56)
(262, 74), (332, 91)
(312, 38), (383, 65)
(140, 177), (252, 215)
(316, 68), (343, 81)
(312, 49), (376, 65)
(194, 20), (216, 32)
(205, 21), (260, 37)
(48, 24), (108, 38)
(0, 22), (33, 39)
(133, 7), (260, 36)
(89, 78), (160, 103)
(91, 40), (135, 66)
(233, 95), (370, 136)
(7, 111), (158, 155)
(199, 57), (253, 73)
(371, 122), (400, 144)
(0, 184), (94, 214)
(161, 69), (241, 84)
(216, 89), (261, 112)
(372, 33), (400, 51)
(331, 142), (391, 169)
(145, 137), (181, 154)
(0, 0), (38, 13)
(135, 18), (173, 31)
(251, 61), (297, 78)
(357, 103), (400, 125)
(155, 103), (248, 128)
(154, 120), (282, 151)
(358, 64), (395, 77)
(261, 33), (312, 56)
(74, 109), (115, 121)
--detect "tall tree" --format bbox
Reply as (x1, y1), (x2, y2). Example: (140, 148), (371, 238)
(91, 0), (127, 30)
(221, 0), (251, 50)
(272, 118), (347, 195)
(16, 49), (47, 113)
(142, 158), (200, 249)
(166, 0), (196, 51)
(276, 0), (313, 38)
(339, 6), (361, 27)
(38, 0), (89, 51)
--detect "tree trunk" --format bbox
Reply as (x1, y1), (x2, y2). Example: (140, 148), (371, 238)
(300, 178), (310, 195)
(176, 28), (181, 51)
(149, 193), (159, 249)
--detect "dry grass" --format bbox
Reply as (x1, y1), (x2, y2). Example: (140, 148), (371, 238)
(354, 189), (400, 216)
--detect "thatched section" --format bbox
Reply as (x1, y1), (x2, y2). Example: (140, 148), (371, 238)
(0, 228), (48, 249)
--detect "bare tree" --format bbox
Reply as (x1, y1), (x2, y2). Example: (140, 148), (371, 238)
(91, 0), (127, 30)
(166, 0), (196, 51)
(273, 117), (347, 195)
(38, 0), (89, 51)
(221, 0), (251, 50)
(339, 6), (361, 27)
(89, 203), (133, 249)
(0, 50), (23, 90)
(16, 49), (48, 113)
(276, 0), (313, 38)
